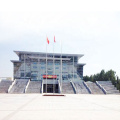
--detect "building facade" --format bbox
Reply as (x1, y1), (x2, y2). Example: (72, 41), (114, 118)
(11, 51), (85, 82)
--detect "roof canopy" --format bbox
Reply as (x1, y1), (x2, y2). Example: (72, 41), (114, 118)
(14, 51), (84, 60)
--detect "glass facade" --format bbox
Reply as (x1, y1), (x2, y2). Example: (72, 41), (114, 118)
(12, 51), (85, 81)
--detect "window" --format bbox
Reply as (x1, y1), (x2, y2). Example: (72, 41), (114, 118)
(41, 67), (45, 69)
(55, 67), (59, 69)
(33, 62), (37, 64)
(33, 66), (37, 69)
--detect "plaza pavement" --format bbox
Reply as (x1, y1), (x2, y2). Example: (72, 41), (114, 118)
(0, 94), (120, 120)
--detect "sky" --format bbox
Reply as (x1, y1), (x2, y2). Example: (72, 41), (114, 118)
(0, 0), (120, 78)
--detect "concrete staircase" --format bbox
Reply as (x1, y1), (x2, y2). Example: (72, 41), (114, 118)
(74, 82), (89, 94)
(85, 82), (104, 94)
(9, 79), (28, 94)
(0, 80), (12, 93)
(62, 82), (75, 94)
(97, 81), (120, 94)
(26, 81), (42, 93)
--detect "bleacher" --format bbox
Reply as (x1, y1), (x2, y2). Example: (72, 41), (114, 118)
(74, 82), (89, 94)
(9, 79), (28, 94)
(86, 82), (104, 94)
(97, 81), (120, 94)
(62, 82), (75, 94)
(0, 80), (12, 93)
(26, 81), (42, 93)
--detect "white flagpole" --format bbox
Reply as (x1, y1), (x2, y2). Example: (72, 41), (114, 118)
(61, 39), (62, 94)
(24, 54), (25, 79)
(53, 38), (55, 94)
(73, 56), (74, 83)
(46, 37), (47, 93)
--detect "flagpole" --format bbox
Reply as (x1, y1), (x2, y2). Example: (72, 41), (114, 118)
(46, 37), (47, 94)
(61, 39), (62, 94)
(73, 56), (74, 83)
(24, 54), (25, 79)
(53, 38), (55, 94)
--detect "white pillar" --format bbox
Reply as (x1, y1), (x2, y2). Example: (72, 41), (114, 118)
(60, 39), (62, 94)
(46, 43), (47, 93)
(73, 56), (74, 82)
(38, 59), (40, 80)
(24, 54), (25, 79)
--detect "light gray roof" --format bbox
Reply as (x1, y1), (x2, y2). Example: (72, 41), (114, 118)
(11, 60), (22, 63)
(14, 51), (84, 59)
(77, 63), (86, 66)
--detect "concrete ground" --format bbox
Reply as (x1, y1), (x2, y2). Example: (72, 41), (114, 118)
(0, 94), (120, 120)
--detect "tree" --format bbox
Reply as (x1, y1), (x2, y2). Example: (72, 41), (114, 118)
(99, 70), (105, 81)
(90, 75), (94, 82)
(83, 75), (90, 82)
(105, 70), (116, 84)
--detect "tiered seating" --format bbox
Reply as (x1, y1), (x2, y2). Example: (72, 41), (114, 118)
(86, 82), (104, 94)
(9, 79), (28, 94)
(0, 80), (12, 93)
(26, 81), (42, 93)
(97, 81), (119, 94)
(74, 82), (89, 94)
(62, 82), (75, 94)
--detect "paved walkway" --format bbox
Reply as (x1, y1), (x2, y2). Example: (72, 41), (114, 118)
(0, 94), (120, 120)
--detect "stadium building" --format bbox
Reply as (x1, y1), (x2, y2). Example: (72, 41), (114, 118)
(0, 51), (119, 94)
(11, 51), (85, 93)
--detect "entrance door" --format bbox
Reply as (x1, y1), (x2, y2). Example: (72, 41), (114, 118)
(43, 84), (58, 93)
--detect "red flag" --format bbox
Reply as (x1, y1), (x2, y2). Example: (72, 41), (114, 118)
(54, 36), (56, 42)
(47, 37), (49, 44)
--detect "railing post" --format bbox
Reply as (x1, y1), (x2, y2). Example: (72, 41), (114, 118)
(25, 79), (30, 93)
(96, 81), (107, 94)
(8, 79), (16, 93)
(83, 82), (92, 94)
(70, 81), (77, 94)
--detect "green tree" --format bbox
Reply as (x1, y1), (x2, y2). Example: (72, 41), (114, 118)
(105, 70), (116, 84)
(83, 75), (90, 82)
(90, 75), (94, 82)
(99, 70), (105, 81)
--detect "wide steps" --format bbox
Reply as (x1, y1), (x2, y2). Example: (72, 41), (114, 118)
(74, 82), (89, 94)
(9, 79), (28, 94)
(26, 81), (42, 93)
(86, 82), (104, 94)
(97, 81), (120, 94)
(62, 82), (75, 94)
(0, 80), (12, 93)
